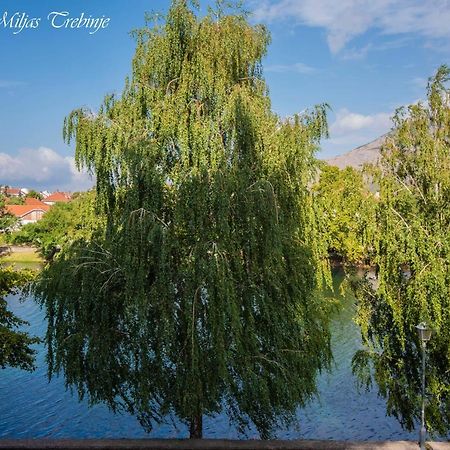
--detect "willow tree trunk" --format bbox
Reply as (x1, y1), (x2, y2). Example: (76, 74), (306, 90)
(189, 414), (203, 439)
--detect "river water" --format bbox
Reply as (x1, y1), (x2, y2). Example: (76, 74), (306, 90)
(0, 270), (422, 440)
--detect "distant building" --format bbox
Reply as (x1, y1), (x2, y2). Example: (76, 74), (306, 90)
(42, 192), (71, 206)
(6, 202), (50, 226)
(24, 197), (49, 207)
(1, 186), (24, 197)
(2, 189), (72, 227)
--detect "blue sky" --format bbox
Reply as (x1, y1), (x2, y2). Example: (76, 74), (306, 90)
(0, 0), (449, 191)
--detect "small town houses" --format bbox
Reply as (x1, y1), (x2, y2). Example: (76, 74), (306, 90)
(1, 186), (71, 227)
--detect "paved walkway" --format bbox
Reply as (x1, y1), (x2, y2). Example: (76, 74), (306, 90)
(0, 439), (448, 450)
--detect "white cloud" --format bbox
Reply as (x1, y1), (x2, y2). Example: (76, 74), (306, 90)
(0, 80), (26, 88)
(253, 0), (450, 54)
(330, 108), (392, 135)
(0, 147), (94, 192)
(265, 62), (316, 74)
(339, 37), (411, 60)
(411, 76), (428, 90)
(321, 108), (393, 157)
(339, 45), (372, 61)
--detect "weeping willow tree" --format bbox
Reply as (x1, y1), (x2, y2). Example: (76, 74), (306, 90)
(35, 1), (332, 438)
(313, 165), (377, 265)
(352, 65), (450, 436)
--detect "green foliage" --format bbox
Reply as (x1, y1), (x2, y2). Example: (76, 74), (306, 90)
(314, 165), (377, 264)
(0, 194), (18, 232)
(353, 65), (450, 435)
(1, 195), (39, 371)
(26, 190), (43, 200)
(35, 1), (332, 439)
(0, 266), (39, 370)
(11, 191), (101, 259)
(6, 196), (25, 205)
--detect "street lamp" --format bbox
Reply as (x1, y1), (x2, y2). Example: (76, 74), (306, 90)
(416, 322), (432, 450)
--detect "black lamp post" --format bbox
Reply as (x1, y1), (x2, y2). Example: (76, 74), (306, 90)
(416, 322), (432, 450)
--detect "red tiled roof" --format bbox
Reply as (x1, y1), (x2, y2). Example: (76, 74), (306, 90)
(24, 197), (48, 207)
(44, 192), (71, 202)
(6, 204), (50, 218)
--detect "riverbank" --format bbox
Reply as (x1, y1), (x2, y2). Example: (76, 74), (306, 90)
(0, 439), (447, 450)
(0, 245), (43, 264)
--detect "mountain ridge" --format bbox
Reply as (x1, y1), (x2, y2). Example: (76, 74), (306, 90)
(325, 134), (388, 169)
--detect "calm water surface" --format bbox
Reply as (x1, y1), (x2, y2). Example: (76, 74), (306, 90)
(0, 270), (422, 440)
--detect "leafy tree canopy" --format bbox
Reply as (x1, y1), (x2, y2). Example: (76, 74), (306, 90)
(26, 190), (43, 200)
(0, 195), (39, 371)
(35, 1), (332, 439)
(0, 267), (39, 370)
(352, 65), (450, 436)
(6, 197), (25, 206)
(0, 194), (19, 232)
(313, 165), (377, 265)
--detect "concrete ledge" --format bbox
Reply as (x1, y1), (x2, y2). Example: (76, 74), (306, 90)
(0, 439), (445, 450)
(428, 445), (450, 450)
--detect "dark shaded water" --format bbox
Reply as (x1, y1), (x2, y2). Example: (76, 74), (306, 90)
(0, 271), (420, 440)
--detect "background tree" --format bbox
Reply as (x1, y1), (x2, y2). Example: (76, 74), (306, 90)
(352, 65), (450, 435)
(11, 191), (100, 260)
(0, 267), (39, 370)
(313, 165), (377, 265)
(0, 194), (38, 370)
(0, 194), (18, 234)
(6, 197), (25, 206)
(35, 1), (332, 439)
(26, 190), (43, 200)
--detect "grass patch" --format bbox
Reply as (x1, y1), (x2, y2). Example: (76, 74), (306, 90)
(1, 249), (43, 264)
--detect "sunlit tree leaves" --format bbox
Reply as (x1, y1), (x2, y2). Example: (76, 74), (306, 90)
(353, 65), (450, 436)
(35, 1), (332, 438)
